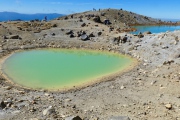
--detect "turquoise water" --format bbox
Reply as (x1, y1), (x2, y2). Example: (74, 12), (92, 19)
(2, 49), (134, 90)
(131, 25), (180, 34)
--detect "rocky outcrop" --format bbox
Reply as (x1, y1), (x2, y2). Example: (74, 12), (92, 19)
(93, 16), (102, 23)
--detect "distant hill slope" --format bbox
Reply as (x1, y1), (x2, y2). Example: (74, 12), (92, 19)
(58, 9), (163, 26)
(0, 12), (65, 21)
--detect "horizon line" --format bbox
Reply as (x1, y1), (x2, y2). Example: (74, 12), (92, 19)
(0, 11), (180, 20)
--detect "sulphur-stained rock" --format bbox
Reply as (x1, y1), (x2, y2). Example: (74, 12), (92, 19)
(43, 106), (55, 116)
(109, 116), (130, 120)
(65, 116), (82, 120)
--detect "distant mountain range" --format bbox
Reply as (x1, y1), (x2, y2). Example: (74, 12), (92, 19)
(0, 12), (65, 21)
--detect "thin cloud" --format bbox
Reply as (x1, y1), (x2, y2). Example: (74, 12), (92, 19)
(15, 0), (22, 7)
(33, 2), (73, 5)
(50, 2), (73, 5)
(113, 3), (123, 6)
(76, 3), (94, 5)
(76, 2), (104, 6)
(16, 0), (21, 4)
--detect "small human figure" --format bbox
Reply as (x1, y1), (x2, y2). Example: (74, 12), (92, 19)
(44, 16), (47, 22)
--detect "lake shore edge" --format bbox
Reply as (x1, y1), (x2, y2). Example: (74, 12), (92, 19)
(0, 46), (139, 92)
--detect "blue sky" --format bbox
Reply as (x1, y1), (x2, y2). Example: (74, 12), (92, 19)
(0, 0), (180, 19)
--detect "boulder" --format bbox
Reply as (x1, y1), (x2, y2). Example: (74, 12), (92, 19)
(64, 16), (68, 20)
(172, 53), (180, 58)
(80, 34), (88, 41)
(51, 24), (57, 27)
(109, 116), (130, 120)
(43, 106), (55, 116)
(34, 30), (41, 33)
(163, 60), (174, 65)
(51, 33), (56, 36)
(175, 36), (179, 41)
(0, 50), (4, 53)
(165, 104), (172, 110)
(97, 32), (102, 36)
(2, 35), (7, 39)
(17, 26), (23, 30)
(81, 23), (86, 27)
(88, 33), (95, 37)
(100, 12), (106, 16)
(143, 31), (152, 34)
(111, 37), (120, 45)
(65, 116), (82, 120)
(138, 32), (144, 38)
(0, 101), (6, 109)
(76, 32), (81, 37)
(66, 30), (73, 35)
(70, 34), (75, 38)
(93, 16), (101, 23)
(121, 36), (128, 43)
(6, 35), (21, 39)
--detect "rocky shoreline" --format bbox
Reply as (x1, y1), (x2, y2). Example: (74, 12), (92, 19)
(0, 9), (180, 120)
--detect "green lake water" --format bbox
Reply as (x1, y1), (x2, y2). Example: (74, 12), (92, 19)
(131, 25), (180, 34)
(2, 49), (134, 90)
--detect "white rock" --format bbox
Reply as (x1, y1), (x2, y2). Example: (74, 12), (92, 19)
(44, 93), (50, 96)
(151, 80), (157, 85)
(120, 85), (125, 90)
(165, 104), (172, 109)
(43, 106), (55, 116)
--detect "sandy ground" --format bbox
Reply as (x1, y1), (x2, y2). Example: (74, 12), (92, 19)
(0, 16), (180, 120)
